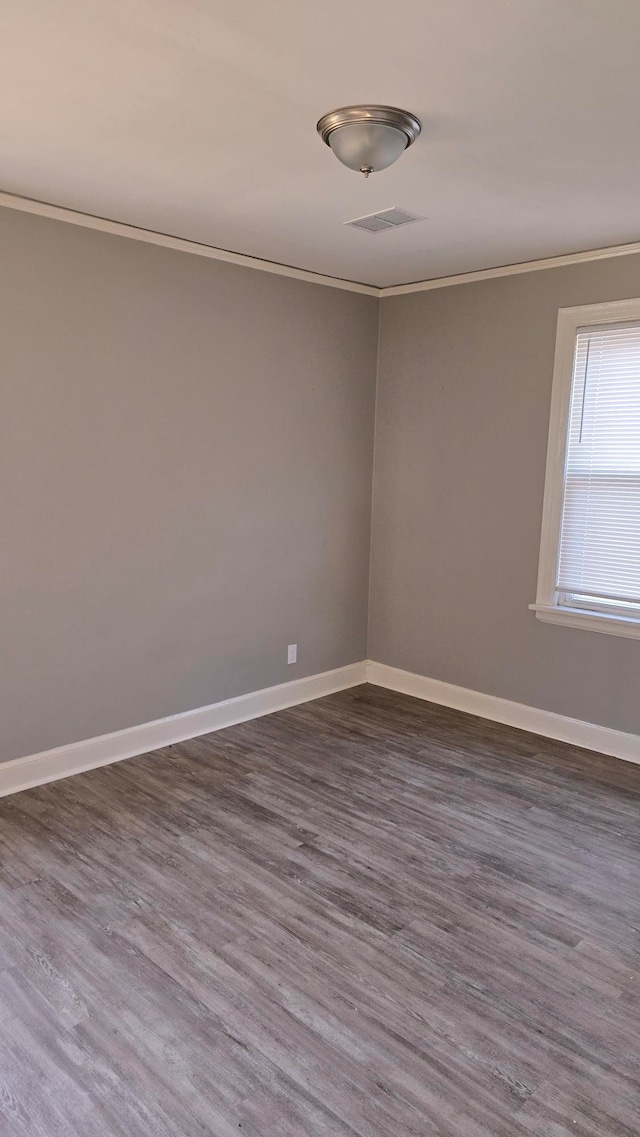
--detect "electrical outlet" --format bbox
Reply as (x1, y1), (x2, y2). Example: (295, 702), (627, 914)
(287, 644), (297, 665)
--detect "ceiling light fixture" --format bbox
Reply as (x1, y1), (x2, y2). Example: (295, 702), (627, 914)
(317, 105), (421, 178)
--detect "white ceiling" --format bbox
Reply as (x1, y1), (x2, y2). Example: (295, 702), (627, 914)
(3, 0), (640, 288)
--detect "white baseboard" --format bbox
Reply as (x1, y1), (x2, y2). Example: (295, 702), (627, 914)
(366, 661), (640, 766)
(0, 662), (366, 799)
(6, 658), (637, 799)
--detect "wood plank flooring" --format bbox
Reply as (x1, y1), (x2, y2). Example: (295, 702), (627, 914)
(0, 683), (639, 1136)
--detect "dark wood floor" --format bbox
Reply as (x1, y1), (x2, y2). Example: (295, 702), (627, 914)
(0, 685), (639, 1136)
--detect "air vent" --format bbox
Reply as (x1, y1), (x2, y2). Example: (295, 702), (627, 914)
(344, 206), (424, 234)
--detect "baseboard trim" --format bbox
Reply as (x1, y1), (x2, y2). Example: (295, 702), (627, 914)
(7, 659), (636, 798)
(366, 661), (640, 765)
(0, 662), (366, 798)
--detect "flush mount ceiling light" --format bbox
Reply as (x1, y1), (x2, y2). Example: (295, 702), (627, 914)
(317, 104), (421, 178)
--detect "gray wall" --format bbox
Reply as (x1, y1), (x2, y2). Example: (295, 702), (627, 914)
(1, 208), (378, 763)
(6, 203), (640, 764)
(370, 258), (640, 736)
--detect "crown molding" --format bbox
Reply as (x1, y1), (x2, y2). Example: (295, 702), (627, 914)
(0, 191), (379, 297)
(4, 189), (640, 298)
(379, 238), (640, 296)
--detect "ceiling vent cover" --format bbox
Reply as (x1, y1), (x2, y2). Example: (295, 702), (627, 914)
(344, 206), (424, 234)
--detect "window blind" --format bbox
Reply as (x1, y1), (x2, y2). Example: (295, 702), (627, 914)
(556, 322), (640, 604)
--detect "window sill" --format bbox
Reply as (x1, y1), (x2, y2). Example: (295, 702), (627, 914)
(530, 603), (640, 640)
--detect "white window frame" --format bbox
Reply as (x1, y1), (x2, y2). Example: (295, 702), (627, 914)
(531, 296), (640, 640)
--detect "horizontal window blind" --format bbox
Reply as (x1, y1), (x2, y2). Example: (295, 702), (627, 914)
(557, 321), (640, 604)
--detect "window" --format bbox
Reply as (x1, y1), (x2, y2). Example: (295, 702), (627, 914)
(532, 297), (640, 639)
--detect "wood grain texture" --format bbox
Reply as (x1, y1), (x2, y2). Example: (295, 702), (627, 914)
(0, 683), (638, 1136)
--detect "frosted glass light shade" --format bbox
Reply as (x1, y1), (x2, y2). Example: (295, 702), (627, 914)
(328, 122), (408, 174)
